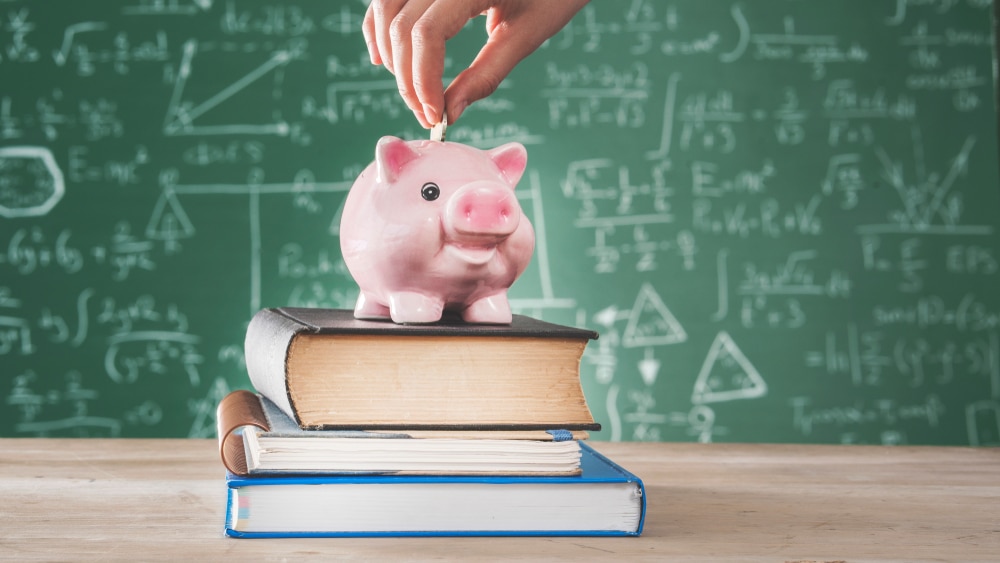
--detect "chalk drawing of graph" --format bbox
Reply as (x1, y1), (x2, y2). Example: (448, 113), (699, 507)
(163, 39), (292, 136)
(861, 132), (987, 236)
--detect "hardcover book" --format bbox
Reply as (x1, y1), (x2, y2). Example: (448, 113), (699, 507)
(224, 441), (646, 538)
(244, 308), (601, 430)
(216, 390), (588, 476)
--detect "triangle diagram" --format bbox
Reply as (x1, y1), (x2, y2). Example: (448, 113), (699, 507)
(163, 39), (292, 136)
(691, 331), (767, 404)
(622, 282), (687, 348)
(146, 189), (196, 241)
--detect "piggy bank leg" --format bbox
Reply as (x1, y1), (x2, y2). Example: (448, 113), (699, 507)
(354, 292), (391, 320)
(463, 293), (513, 324)
(388, 292), (445, 324)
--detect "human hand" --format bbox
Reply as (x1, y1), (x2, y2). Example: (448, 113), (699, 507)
(363, 0), (589, 128)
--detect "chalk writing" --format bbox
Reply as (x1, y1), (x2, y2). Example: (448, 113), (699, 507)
(0, 0), (997, 447)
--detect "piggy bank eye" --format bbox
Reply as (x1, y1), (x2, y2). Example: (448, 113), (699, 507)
(421, 182), (440, 201)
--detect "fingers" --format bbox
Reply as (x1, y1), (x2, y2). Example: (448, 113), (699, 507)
(389, 0), (437, 128)
(443, 22), (527, 123)
(367, 0), (478, 128)
(408, 11), (447, 126)
(443, 54), (509, 124)
(365, 0), (587, 127)
(368, 0), (406, 74)
(362, 3), (381, 65)
(445, 0), (589, 123)
(412, 0), (487, 126)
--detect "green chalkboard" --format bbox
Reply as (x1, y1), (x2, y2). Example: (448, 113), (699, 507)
(2, 1), (998, 445)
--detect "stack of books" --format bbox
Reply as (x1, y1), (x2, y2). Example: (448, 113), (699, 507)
(216, 307), (646, 538)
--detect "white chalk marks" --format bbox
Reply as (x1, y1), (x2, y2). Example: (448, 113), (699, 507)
(163, 39), (293, 136)
(146, 189), (195, 246)
(692, 331), (767, 404)
(623, 282), (687, 347)
(0, 147), (65, 218)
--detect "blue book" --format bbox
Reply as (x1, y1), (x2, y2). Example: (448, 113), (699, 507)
(224, 442), (645, 538)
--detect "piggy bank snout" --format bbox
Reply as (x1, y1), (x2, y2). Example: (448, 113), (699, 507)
(445, 183), (521, 238)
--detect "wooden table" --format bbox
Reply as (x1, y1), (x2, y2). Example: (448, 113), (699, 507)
(1, 439), (997, 561)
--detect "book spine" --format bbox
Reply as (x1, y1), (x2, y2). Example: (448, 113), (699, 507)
(216, 390), (271, 475)
(244, 308), (307, 424)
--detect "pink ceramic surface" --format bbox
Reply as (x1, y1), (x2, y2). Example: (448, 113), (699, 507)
(340, 136), (535, 324)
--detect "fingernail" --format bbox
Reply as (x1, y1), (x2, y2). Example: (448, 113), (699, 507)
(365, 41), (377, 65)
(422, 103), (440, 125)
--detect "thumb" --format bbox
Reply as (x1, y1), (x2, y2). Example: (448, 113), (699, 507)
(443, 27), (528, 123)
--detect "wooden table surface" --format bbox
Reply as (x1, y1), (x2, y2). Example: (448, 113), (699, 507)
(1, 439), (997, 562)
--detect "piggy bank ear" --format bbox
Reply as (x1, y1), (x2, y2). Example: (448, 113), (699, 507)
(375, 136), (419, 183)
(487, 142), (527, 188)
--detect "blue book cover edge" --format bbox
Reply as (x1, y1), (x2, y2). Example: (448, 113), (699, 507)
(223, 441), (646, 538)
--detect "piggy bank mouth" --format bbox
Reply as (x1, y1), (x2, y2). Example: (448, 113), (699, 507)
(444, 242), (498, 265)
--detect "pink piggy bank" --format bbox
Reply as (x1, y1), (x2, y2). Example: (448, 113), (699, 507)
(339, 136), (535, 324)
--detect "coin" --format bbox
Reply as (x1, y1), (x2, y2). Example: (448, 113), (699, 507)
(430, 112), (447, 142)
